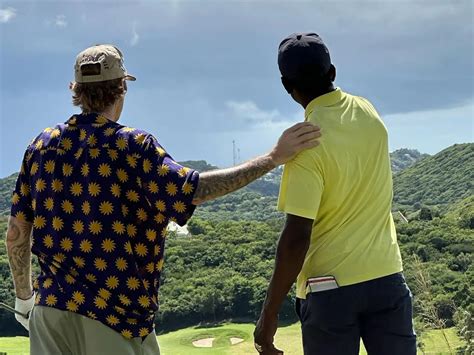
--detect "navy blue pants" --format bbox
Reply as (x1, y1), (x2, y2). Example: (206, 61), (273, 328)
(296, 273), (416, 355)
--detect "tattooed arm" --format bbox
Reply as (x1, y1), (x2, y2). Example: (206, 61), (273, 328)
(192, 155), (275, 205)
(192, 122), (321, 205)
(6, 216), (33, 300)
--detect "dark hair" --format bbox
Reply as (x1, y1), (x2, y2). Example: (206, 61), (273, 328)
(70, 78), (125, 113)
(282, 64), (334, 96)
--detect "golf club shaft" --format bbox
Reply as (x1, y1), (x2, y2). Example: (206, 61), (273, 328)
(0, 302), (29, 319)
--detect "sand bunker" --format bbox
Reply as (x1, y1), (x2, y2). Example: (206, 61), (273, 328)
(230, 337), (244, 345)
(192, 338), (215, 347)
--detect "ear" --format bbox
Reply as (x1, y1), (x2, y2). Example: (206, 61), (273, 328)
(281, 76), (293, 94)
(328, 65), (336, 82)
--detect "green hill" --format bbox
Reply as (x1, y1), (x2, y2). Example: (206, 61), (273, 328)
(393, 143), (473, 211)
(196, 148), (431, 221)
(0, 173), (18, 215)
(0, 147), (428, 216)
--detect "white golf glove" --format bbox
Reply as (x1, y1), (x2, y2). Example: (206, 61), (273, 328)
(15, 293), (35, 331)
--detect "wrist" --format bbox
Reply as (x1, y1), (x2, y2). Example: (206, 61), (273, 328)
(16, 290), (34, 301)
(266, 152), (280, 168)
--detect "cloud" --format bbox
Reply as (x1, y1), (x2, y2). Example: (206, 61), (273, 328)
(130, 23), (139, 46)
(225, 100), (305, 130)
(55, 14), (67, 28)
(226, 100), (282, 124)
(0, 7), (16, 23)
(383, 100), (474, 154)
(384, 100), (474, 124)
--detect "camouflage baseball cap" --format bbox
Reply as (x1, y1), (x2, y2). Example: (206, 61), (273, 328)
(74, 44), (136, 83)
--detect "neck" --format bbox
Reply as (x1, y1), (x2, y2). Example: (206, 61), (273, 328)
(301, 85), (335, 109)
(99, 105), (119, 122)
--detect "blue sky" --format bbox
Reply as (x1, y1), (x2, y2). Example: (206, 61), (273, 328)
(0, 0), (473, 177)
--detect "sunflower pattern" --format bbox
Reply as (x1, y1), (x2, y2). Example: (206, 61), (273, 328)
(10, 113), (199, 339)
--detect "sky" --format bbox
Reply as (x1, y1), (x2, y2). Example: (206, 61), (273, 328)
(0, 0), (473, 177)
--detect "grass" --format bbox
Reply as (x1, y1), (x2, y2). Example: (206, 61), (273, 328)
(0, 336), (29, 355)
(420, 328), (466, 355)
(0, 323), (465, 355)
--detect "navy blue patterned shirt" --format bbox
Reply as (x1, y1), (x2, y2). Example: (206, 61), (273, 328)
(10, 113), (199, 339)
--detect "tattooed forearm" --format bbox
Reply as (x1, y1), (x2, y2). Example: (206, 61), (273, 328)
(6, 216), (33, 300)
(192, 154), (276, 205)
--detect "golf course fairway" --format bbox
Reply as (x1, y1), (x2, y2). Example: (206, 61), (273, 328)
(0, 323), (464, 354)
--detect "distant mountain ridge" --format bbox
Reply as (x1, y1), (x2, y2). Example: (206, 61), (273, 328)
(2, 145), (470, 216)
(390, 148), (430, 173)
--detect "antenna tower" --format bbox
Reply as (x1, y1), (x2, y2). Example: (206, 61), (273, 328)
(233, 140), (236, 166)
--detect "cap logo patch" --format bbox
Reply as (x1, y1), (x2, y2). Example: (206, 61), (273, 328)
(80, 63), (101, 76)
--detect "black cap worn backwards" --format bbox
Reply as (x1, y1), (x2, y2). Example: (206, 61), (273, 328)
(278, 33), (331, 81)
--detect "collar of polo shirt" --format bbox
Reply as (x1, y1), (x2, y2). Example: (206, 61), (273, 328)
(305, 88), (344, 119)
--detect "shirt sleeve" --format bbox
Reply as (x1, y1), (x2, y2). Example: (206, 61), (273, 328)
(139, 135), (200, 226)
(277, 150), (324, 220)
(10, 149), (34, 223)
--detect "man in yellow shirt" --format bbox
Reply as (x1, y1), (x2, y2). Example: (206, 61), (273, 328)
(254, 33), (416, 355)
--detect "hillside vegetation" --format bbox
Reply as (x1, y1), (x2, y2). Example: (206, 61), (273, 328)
(0, 148), (426, 215)
(393, 143), (473, 211)
(0, 173), (17, 215)
(0, 144), (472, 354)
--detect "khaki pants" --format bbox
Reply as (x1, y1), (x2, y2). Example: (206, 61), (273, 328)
(29, 306), (160, 355)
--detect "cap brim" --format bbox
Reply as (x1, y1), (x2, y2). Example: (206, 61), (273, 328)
(124, 74), (136, 81)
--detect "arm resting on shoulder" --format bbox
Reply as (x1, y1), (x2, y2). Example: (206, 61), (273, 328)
(192, 122), (321, 205)
(192, 154), (276, 205)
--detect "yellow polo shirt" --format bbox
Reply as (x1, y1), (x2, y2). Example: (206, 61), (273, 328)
(278, 88), (403, 299)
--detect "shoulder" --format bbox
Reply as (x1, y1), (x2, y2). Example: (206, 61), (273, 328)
(338, 89), (377, 110)
(114, 125), (153, 146)
(351, 95), (380, 117)
(27, 123), (66, 152)
(114, 125), (152, 141)
(286, 148), (323, 175)
(350, 95), (388, 138)
(113, 126), (166, 156)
